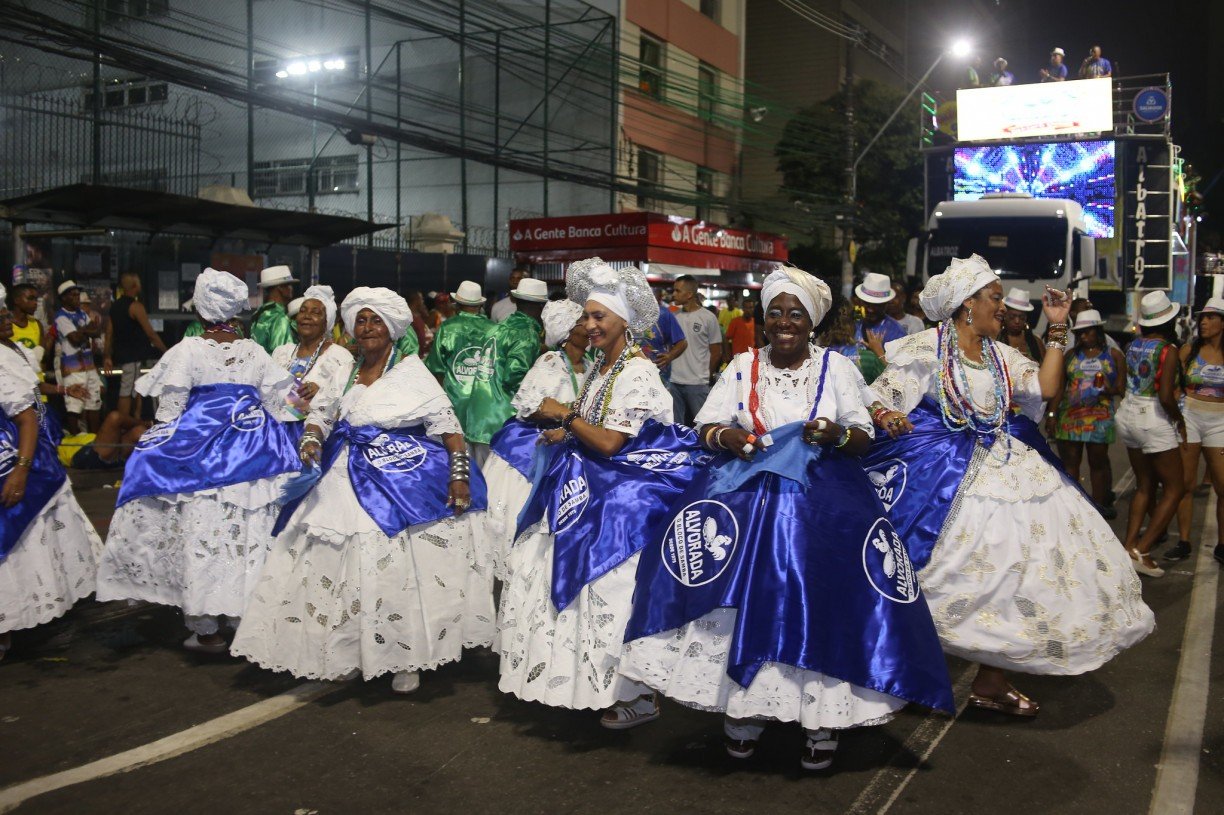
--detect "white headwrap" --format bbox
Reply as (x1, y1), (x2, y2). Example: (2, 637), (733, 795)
(760, 266), (832, 325)
(919, 254), (1000, 322)
(300, 284), (338, 332)
(565, 257), (657, 335)
(287, 297), (304, 319)
(341, 286), (413, 340)
(542, 299), (584, 347)
(193, 267), (250, 323)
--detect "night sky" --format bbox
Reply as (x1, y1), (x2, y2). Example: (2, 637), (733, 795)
(904, 0), (1223, 245)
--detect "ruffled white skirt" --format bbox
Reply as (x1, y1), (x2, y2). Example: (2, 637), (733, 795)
(97, 476), (287, 619)
(0, 482), (102, 633)
(496, 521), (649, 710)
(480, 451), (533, 581)
(621, 608), (903, 730)
(230, 448), (492, 681)
(922, 437), (1154, 673)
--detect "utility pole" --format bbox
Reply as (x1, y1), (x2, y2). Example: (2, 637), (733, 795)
(840, 33), (857, 299)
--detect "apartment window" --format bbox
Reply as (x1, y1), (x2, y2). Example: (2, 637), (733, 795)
(698, 63), (718, 122)
(636, 148), (661, 211)
(695, 167), (714, 222)
(700, 0), (721, 25)
(105, 0), (170, 24)
(638, 35), (663, 99)
(85, 80), (169, 110)
(252, 154), (360, 198)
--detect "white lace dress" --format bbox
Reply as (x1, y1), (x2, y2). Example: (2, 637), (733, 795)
(497, 356), (672, 709)
(271, 341), (355, 436)
(0, 345), (102, 634)
(97, 339), (295, 631)
(621, 349), (904, 730)
(230, 356), (493, 680)
(481, 350), (590, 581)
(870, 330), (1154, 673)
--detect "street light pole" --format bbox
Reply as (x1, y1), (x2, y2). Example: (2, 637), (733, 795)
(840, 40), (970, 297)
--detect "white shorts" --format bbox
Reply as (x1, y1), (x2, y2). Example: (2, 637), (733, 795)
(63, 370), (103, 413)
(1183, 397), (1224, 447)
(1116, 396), (1179, 454)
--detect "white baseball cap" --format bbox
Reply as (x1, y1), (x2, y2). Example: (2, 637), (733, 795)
(854, 272), (895, 304)
(451, 280), (487, 306)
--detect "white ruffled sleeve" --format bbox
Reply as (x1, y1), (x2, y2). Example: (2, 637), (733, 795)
(994, 340), (1044, 421)
(869, 329), (939, 414)
(512, 352), (572, 418)
(270, 343), (294, 369)
(302, 344), (355, 437)
(693, 355), (743, 428)
(351, 356), (461, 437)
(0, 346), (39, 417)
(603, 357), (673, 437)
(138, 340), (199, 422)
(256, 349), (297, 421)
(824, 352), (874, 436)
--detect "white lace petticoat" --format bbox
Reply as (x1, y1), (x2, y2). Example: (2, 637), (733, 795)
(479, 451), (533, 581)
(0, 482), (102, 633)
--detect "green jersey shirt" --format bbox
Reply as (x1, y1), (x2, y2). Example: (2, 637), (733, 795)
(425, 311), (504, 444)
(250, 301), (295, 354)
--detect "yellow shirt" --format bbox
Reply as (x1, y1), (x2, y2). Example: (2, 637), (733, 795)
(717, 307), (742, 335)
(10, 318), (47, 399)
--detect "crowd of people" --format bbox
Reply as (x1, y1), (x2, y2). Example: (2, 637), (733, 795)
(6, 249), (1219, 773)
(964, 43), (1115, 88)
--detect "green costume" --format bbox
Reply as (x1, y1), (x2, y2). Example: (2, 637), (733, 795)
(492, 310), (543, 398)
(184, 320), (204, 339)
(396, 328), (419, 358)
(250, 300), (295, 354)
(425, 311), (504, 444)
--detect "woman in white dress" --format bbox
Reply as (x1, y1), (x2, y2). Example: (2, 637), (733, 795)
(271, 284), (354, 435)
(621, 268), (952, 771)
(482, 299), (590, 581)
(98, 268), (299, 653)
(0, 284), (103, 661)
(864, 255), (1154, 716)
(498, 259), (695, 729)
(231, 288), (491, 694)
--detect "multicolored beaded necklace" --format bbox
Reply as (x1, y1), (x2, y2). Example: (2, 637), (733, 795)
(743, 344), (824, 436)
(936, 320), (1013, 458)
(203, 322), (240, 335)
(572, 337), (638, 426)
(289, 337), (329, 380)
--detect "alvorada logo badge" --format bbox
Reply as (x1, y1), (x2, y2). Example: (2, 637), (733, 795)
(230, 401), (267, 432)
(0, 433), (17, 476)
(362, 433), (428, 473)
(866, 458), (907, 511)
(453, 337), (497, 384)
(862, 518), (919, 603)
(662, 500), (739, 588)
(552, 460), (589, 533)
(627, 448), (694, 472)
(135, 418), (179, 449)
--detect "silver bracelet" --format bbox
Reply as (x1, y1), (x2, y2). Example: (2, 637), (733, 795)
(299, 432), (322, 450)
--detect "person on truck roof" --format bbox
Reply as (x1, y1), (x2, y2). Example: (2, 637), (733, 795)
(1040, 47), (1068, 82)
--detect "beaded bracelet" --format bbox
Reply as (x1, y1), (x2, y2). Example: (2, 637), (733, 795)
(834, 426), (853, 448)
(561, 410), (579, 431)
(15, 456), (33, 469)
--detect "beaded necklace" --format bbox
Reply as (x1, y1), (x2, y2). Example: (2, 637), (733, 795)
(344, 345), (399, 394)
(290, 337), (330, 380)
(203, 322), (239, 335)
(571, 337), (637, 426)
(936, 320), (1014, 458)
(560, 342), (582, 400)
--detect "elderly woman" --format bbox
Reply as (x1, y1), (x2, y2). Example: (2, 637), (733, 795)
(497, 259), (704, 729)
(271, 284), (354, 431)
(0, 284), (102, 661)
(621, 267), (952, 771)
(482, 299), (590, 580)
(98, 269), (300, 653)
(864, 255), (1153, 717)
(231, 288), (490, 694)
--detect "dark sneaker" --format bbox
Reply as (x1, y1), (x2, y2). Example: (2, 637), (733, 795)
(1163, 541), (1193, 562)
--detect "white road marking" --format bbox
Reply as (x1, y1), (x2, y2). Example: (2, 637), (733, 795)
(1148, 493), (1219, 815)
(0, 681), (339, 813)
(845, 663), (976, 815)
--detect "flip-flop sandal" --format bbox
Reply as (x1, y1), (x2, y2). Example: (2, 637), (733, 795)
(968, 688), (1040, 717)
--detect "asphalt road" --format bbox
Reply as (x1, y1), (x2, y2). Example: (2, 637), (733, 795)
(1, 448), (1221, 815)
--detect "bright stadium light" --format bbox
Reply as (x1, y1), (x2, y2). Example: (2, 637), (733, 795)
(950, 39), (972, 59)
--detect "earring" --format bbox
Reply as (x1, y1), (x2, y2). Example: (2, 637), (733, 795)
(625, 327), (636, 348)
(966, 311), (974, 326)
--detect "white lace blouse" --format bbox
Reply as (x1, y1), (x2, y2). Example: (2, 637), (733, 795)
(695, 347), (873, 435)
(136, 337), (296, 423)
(330, 354), (462, 439)
(511, 350), (591, 419)
(0, 344), (39, 418)
(272, 341), (355, 436)
(575, 355), (672, 437)
(870, 328), (1044, 422)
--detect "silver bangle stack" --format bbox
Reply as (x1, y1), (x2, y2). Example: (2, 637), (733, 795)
(299, 430), (323, 452)
(448, 450), (471, 483)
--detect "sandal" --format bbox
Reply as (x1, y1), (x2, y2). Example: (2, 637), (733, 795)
(1130, 547), (1165, 578)
(801, 729), (839, 771)
(182, 633), (228, 655)
(967, 687), (1040, 717)
(724, 736), (757, 760)
(599, 694), (660, 730)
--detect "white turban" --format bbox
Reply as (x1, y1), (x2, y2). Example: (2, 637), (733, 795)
(565, 257), (657, 336)
(287, 297), (304, 319)
(341, 286), (413, 340)
(193, 267), (250, 323)
(542, 299), (584, 347)
(300, 284), (338, 332)
(919, 254), (1000, 322)
(761, 266), (832, 325)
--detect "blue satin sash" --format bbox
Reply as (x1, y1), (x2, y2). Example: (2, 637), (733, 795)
(117, 383), (299, 506)
(0, 408), (68, 562)
(489, 418), (539, 479)
(862, 397), (1082, 570)
(274, 420), (488, 538)
(625, 422), (954, 713)
(516, 420), (710, 612)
